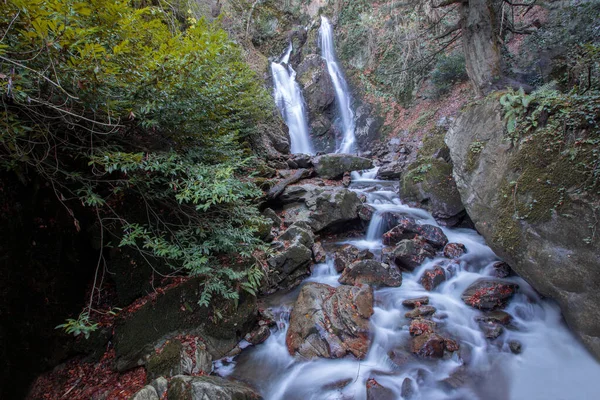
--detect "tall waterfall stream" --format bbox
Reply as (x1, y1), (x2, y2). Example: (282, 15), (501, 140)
(216, 170), (600, 400)
(319, 16), (357, 154)
(271, 43), (314, 155)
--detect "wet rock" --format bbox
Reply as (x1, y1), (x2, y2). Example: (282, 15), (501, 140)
(322, 378), (353, 391)
(296, 54), (335, 115)
(402, 296), (430, 308)
(262, 208), (282, 227)
(342, 171), (351, 187)
(245, 325), (271, 345)
(480, 322), (504, 339)
(266, 241), (312, 291)
(385, 238), (436, 272)
(382, 216), (448, 249)
(401, 377), (416, 399)
(376, 160), (404, 180)
(476, 310), (512, 325)
(167, 375), (261, 400)
(401, 158), (466, 227)
(113, 278), (256, 372)
(444, 338), (460, 352)
(150, 377), (168, 399)
(333, 244), (374, 273)
(145, 339), (212, 380)
(131, 385), (159, 400)
(366, 378), (395, 400)
(267, 168), (310, 200)
(313, 154), (373, 180)
(359, 204), (376, 222)
(312, 242), (327, 263)
(492, 261), (512, 278)
(441, 366), (470, 389)
(411, 332), (446, 358)
(281, 185), (363, 232)
(443, 243), (467, 259)
(291, 154), (313, 169)
(405, 306), (436, 319)
(461, 279), (519, 310)
(388, 348), (416, 367)
(286, 282), (374, 360)
(409, 318), (437, 336)
(339, 260), (402, 287)
(354, 102), (384, 151)
(509, 340), (522, 354)
(279, 223), (314, 249)
(420, 266), (446, 291)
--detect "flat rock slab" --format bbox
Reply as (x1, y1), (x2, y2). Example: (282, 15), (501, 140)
(461, 279), (519, 310)
(339, 260), (402, 287)
(286, 282), (374, 360)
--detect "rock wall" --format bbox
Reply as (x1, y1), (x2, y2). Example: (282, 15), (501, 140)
(446, 96), (600, 359)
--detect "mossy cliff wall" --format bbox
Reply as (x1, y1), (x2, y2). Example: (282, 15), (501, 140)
(446, 96), (600, 359)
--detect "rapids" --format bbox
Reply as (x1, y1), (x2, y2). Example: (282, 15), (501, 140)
(217, 169), (600, 400)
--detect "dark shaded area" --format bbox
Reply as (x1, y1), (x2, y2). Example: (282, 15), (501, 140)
(0, 171), (96, 399)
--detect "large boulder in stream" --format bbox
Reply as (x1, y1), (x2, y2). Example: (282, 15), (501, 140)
(313, 154), (373, 179)
(382, 238), (436, 272)
(339, 260), (402, 287)
(266, 223), (314, 292)
(286, 282), (374, 360)
(113, 278), (257, 372)
(280, 184), (363, 232)
(332, 244), (374, 273)
(461, 279), (519, 310)
(382, 216), (448, 248)
(167, 375), (261, 400)
(401, 158), (466, 227)
(446, 95), (600, 358)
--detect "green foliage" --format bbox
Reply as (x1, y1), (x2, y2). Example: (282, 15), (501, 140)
(497, 84), (600, 227)
(55, 312), (98, 339)
(411, 162), (432, 183)
(1, 0), (272, 320)
(428, 52), (468, 99)
(499, 87), (532, 139)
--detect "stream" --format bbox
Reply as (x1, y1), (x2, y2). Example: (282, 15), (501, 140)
(217, 168), (600, 400)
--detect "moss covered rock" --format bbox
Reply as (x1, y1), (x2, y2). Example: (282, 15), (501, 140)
(446, 95), (600, 359)
(313, 154), (373, 179)
(401, 158), (465, 226)
(113, 278), (257, 371)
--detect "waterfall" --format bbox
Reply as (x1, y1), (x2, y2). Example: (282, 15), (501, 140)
(319, 16), (356, 154)
(270, 44), (314, 155)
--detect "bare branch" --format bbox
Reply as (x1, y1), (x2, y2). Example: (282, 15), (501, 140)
(432, 0), (465, 9)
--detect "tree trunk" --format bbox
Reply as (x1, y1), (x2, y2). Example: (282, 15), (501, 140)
(460, 0), (503, 95)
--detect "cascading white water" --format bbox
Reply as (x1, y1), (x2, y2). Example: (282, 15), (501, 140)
(271, 44), (314, 155)
(319, 17), (357, 154)
(221, 169), (600, 400)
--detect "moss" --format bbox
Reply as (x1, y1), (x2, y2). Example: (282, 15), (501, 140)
(419, 126), (447, 158)
(146, 340), (183, 380)
(465, 140), (485, 172)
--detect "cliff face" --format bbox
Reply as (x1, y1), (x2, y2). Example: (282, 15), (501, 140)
(446, 96), (600, 359)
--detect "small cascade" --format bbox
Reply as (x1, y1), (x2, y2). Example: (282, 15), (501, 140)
(271, 44), (314, 155)
(319, 17), (356, 154)
(224, 168), (600, 399)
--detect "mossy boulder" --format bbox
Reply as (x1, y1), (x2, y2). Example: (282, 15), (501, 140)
(168, 375), (262, 400)
(113, 277), (257, 371)
(313, 154), (373, 179)
(446, 95), (600, 359)
(401, 158), (465, 226)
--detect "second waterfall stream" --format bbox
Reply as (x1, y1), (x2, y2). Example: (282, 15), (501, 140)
(216, 169), (600, 400)
(320, 16), (357, 154)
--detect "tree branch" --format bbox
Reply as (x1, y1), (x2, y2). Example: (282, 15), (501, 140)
(432, 0), (465, 9)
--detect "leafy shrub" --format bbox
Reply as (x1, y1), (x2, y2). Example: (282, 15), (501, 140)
(428, 52), (468, 98)
(0, 0), (272, 317)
